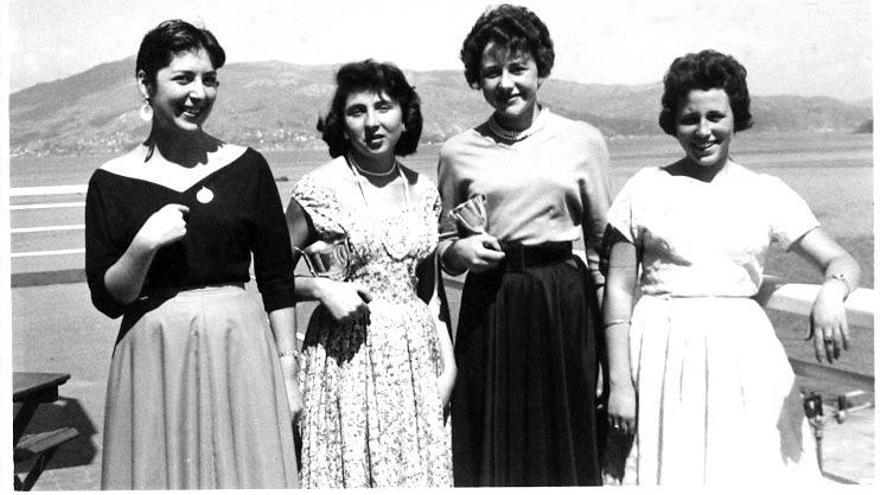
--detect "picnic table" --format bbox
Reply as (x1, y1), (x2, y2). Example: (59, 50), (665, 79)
(13, 372), (79, 491)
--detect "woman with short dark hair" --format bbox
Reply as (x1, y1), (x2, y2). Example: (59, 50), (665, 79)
(438, 4), (611, 486)
(601, 49), (860, 485)
(85, 19), (299, 489)
(286, 59), (455, 488)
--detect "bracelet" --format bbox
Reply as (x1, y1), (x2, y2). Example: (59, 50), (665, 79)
(604, 319), (631, 329)
(825, 272), (853, 296)
(278, 349), (300, 359)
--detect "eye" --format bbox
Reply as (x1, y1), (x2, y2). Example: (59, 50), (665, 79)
(345, 105), (366, 117)
(376, 101), (394, 112)
(676, 113), (700, 126)
(481, 67), (501, 79)
(706, 111), (726, 122)
(509, 64), (528, 74)
(173, 73), (194, 84)
(202, 73), (219, 87)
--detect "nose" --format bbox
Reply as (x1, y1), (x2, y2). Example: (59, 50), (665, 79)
(364, 109), (379, 129)
(188, 80), (206, 101)
(695, 119), (711, 137)
(499, 69), (514, 89)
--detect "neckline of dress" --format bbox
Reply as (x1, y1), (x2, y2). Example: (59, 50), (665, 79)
(98, 147), (250, 194)
(346, 155), (412, 214)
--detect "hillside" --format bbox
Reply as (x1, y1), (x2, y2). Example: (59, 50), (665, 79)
(9, 58), (873, 156)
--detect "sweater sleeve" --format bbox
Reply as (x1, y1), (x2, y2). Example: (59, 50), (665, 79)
(250, 152), (296, 312)
(579, 127), (613, 285)
(436, 145), (463, 241)
(84, 172), (127, 318)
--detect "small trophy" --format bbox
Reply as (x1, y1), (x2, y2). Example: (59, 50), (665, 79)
(296, 236), (353, 281)
(451, 194), (488, 236)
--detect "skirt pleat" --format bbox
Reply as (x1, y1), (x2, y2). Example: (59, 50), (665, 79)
(452, 257), (604, 486)
(605, 295), (823, 486)
(101, 286), (299, 489)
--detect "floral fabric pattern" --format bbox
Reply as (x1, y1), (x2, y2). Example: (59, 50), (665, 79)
(291, 169), (452, 488)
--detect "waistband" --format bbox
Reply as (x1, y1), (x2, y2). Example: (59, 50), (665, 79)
(500, 242), (572, 271)
(138, 283), (247, 302)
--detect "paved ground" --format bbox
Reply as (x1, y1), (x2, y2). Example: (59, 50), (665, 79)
(11, 281), (875, 489)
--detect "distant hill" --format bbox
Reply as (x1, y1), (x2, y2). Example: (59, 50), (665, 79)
(9, 58), (873, 156)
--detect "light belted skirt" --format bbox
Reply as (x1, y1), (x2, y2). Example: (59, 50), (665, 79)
(101, 285), (299, 489)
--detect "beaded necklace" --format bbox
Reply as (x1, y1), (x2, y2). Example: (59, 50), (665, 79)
(346, 154), (413, 260)
(486, 107), (546, 142)
(348, 152), (399, 177)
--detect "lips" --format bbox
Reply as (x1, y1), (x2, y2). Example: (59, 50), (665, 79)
(364, 134), (385, 150)
(181, 106), (205, 119)
(691, 141), (716, 154)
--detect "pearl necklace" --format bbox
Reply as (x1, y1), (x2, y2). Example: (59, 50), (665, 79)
(347, 155), (414, 260)
(348, 152), (399, 177)
(486, 108), (545, 142)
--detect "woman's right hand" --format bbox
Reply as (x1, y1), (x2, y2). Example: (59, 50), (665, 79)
(448, 233), (506, 273)
(607, 381), (637, 436)
(314, 278), (372, 322)
(134, 203), (190, 250)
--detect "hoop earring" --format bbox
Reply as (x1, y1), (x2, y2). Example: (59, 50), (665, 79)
(139, 100), (153, 122)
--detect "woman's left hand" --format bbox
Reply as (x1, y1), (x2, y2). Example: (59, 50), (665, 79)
(809, 281), (849, 363)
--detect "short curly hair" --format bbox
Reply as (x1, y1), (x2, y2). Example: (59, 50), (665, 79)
(460, 4), (554, 89)
(659, 49), (753, 135)
(136, 19), (226, 85)
(317, 60), (422, 158)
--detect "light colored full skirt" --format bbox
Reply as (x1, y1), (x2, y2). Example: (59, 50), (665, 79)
(101, 285), (299, 489)
(605, 295), (824, 486)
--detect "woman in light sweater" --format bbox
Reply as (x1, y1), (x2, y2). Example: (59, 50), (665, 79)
(437, 4), (612, 486)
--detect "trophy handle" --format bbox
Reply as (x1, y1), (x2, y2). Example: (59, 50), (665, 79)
(292, 246), (319, 277)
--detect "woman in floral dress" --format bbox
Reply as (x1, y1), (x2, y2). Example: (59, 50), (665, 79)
(285, 60), (455, 488)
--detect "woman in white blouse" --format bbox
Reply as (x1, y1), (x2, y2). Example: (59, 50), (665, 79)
(601, 49), (860, 486)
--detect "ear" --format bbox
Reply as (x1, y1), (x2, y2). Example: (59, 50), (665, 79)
(136, 69), (152, 100)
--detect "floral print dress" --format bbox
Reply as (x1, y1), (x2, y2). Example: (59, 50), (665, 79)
(291, 159), (452, 488)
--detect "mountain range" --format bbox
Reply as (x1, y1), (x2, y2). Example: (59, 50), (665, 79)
(9, 57), (873, 156)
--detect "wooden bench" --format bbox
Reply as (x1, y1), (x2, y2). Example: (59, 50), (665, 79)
(14, 428), (80, 491)
(12, 372), (79, 491)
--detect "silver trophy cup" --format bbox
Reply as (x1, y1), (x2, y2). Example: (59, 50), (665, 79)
(451, 194), (488, 235)
(296, 236), (353, 281)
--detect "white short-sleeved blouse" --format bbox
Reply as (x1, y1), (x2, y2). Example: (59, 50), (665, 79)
(606, 163), (819, 297)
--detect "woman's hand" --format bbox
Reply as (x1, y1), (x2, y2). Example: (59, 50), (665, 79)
(607, 381), (637, 436)
(448, 233), (506, 273)
(809, 280), (849, 363)
(278, 355), (303, 423)
(314, 278), (372, 323)
(437, 368), (456, 409)
(134, 203), (190, 250)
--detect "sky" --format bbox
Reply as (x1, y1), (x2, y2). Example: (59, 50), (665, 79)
(5, 0), (873, 102)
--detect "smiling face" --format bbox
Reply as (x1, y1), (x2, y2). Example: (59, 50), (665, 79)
(675, 88), (735, 169)
(343, 90), (404, 161)
(140, 48), (218, 135)
(478, 41), (543, 130)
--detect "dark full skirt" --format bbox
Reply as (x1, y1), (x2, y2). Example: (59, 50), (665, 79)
(451, 256), (604, 486)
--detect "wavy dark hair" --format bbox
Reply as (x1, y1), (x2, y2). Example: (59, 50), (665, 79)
(136, 19), (226, 84)
(460, 4), (554, 89)
(659, 49), (753, 135)
(318, 59), (422, 158)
